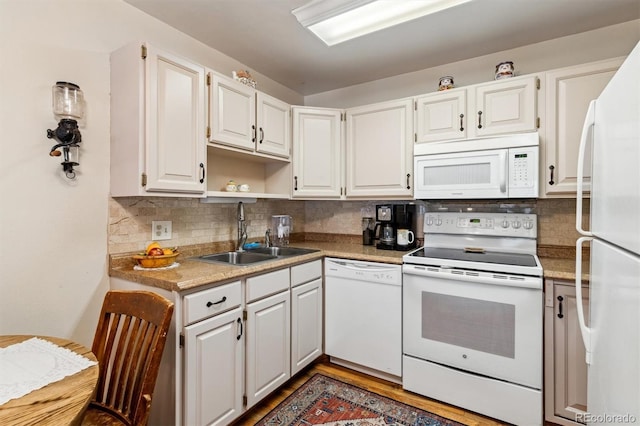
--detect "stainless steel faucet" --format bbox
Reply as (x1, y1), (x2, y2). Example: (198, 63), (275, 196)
(265, 228), (271, 247)
(236, 202), (247, 251)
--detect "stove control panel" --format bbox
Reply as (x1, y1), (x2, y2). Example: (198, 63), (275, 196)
(424, 212), (537, 238)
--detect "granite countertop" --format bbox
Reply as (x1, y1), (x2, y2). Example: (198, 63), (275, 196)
(109, 241), (587, 293)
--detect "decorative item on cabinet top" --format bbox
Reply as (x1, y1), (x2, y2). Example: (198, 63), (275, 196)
(495, 61), (515, 80)
(233, 70), (256, 88)
(438, 76), (454, 91)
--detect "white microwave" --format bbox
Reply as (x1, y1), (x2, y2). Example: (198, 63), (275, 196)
(413, 132), (539, 200)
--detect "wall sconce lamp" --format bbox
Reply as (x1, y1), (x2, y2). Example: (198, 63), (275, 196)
(47, 81), (85, 179)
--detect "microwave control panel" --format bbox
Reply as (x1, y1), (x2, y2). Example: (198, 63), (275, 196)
(508, 146), (539, 197)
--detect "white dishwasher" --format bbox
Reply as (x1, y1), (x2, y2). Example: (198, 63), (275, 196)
(324, 257), (402, 380)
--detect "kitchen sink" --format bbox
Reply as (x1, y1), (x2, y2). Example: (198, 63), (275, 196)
(195, 251), (277, 266)
(247, 247), (320, 257)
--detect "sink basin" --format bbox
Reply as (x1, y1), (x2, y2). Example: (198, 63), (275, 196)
(247, 247), (320, 257)
(196, 251), (277, 266)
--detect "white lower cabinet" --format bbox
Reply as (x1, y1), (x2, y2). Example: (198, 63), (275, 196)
(544, 279), (589, 425)
(246, 290), (291, 408)
(112, 259), (323, 425)
(184, 306), (244, 426)
(290, 261), (323, 375)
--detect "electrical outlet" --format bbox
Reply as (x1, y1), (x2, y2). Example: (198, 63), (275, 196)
(152, 221), (172, 241)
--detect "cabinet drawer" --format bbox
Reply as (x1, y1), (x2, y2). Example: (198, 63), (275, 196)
(291, 260), (322, 287)
(183, 281), (242, 325)
(246, 268), (290, 303)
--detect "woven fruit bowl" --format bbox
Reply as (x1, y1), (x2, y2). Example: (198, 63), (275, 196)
(132, 251), (179, 268)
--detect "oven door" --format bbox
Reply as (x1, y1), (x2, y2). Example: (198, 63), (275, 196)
(402, 264), (542, 389)
(414, 149), (508, 199)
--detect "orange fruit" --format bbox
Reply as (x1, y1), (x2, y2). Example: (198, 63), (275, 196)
(162, 248), (173, 255)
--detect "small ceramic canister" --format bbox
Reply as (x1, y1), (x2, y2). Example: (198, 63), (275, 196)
(238, 183), (250, 192)
(438, 76), (454, 91)
(495, 61), (514, 80)
(225, 180), (237, 192)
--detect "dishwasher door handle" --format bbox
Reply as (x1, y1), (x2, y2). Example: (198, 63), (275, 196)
(327, 260), (398, 273)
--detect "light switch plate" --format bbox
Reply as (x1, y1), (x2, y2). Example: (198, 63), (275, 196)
(152, 221), (172, 241)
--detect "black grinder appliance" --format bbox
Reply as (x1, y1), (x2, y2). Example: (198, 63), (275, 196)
(373, 204), (418, 251)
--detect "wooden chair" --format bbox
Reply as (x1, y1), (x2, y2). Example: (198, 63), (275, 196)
(81, 290), (174, 426)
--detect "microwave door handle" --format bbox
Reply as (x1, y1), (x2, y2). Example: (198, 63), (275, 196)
(576, 100), (596, 237)
(499, 151), (507, 194)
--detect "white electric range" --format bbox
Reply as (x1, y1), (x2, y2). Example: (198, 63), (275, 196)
(402, 212), (543, 426)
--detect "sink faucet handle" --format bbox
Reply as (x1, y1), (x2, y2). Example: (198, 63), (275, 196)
(265, 228), (271, 247)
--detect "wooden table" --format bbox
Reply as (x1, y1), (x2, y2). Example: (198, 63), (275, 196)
(0, 335), (99, 425)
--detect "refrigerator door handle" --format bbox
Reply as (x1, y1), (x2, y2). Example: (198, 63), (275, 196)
(576, 100), (596, 236)
(575, 236), (593, 365)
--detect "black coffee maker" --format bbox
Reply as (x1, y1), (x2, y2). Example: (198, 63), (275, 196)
(373, 205), (396, 250)
(374, 204), (418, 251)
(393, 204), (418, 251)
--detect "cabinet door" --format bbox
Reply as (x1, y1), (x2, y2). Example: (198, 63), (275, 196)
(346, 99), (413, 198)
(256, 92), (290, 158)
(245, 291), (291, 409)
(145, 45), (206, 193)
(415, 89), (467, 143)
(184, 307), (243, 426)
(544, 58), (622, 196)
(210, 75), (256, 151)
(473, 75), (538, 137)
(548, 281), (589, 424)
(291, 278), (323, 375)
(292, 107), (343, 198)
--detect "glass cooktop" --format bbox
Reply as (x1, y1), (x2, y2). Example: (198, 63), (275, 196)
(408, 247), (538, 267)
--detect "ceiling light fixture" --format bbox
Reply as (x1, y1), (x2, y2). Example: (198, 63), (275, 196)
(292, 0), (472, 46)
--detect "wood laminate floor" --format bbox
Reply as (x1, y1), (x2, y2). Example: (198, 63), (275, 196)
(232, 358), (509, 425)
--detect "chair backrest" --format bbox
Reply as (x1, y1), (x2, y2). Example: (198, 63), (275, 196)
(89, 290), (174, 426)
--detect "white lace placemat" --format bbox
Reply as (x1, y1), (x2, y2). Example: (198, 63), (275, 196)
(134, 262), (180, 271)
(0, 337), (97, 405)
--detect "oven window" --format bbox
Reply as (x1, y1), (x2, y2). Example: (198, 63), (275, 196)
(421, 291), (515, 358)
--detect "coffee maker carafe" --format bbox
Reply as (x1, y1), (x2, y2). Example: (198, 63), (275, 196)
(374, 205), (395, 250)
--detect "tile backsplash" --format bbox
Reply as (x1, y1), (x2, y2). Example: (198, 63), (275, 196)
(108, 197), (587, 254)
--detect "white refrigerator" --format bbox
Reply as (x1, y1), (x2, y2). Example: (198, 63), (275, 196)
(575, 40), (640, 425)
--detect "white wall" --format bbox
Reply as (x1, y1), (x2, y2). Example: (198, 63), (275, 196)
(0, 0), (302, 347)
(305, 20), (640, 108)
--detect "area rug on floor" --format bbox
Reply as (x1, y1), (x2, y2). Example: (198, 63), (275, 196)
(255, 373), (464, 426)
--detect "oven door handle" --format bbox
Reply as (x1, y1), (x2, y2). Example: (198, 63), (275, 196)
(402, 265), (542, 290)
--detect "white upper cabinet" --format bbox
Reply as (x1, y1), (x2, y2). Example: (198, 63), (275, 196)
(544, 57), (623, 196)
(291, 107), (343, 198)
(473, 75), (539, 137)
(256, 92), (291, 158)
(209, 73), (291, 160)
(415, 89), (467, 143)
(346, 99), (414, 198)
(209, 74), (256, 151)
(415, 75), (539, 144)
(110, 42), (206, 196)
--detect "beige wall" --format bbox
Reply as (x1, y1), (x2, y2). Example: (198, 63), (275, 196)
(0, 0), (301, 346)
(305, 20), (640, 108)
